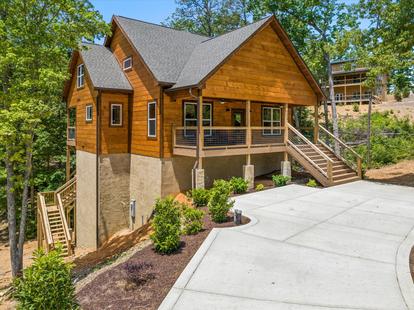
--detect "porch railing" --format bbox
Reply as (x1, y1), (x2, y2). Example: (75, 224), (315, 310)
(173, 126), (285, 149)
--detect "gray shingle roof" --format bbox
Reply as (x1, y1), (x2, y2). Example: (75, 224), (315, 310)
(114, 16), (207, 84)
(80, 43), (132, 91)
(171, 17), (272, 90)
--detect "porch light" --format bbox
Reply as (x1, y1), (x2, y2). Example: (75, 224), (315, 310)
(220, 99), (225, 104)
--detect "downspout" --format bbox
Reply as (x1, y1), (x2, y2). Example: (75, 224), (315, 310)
(95, 90), (101, 250)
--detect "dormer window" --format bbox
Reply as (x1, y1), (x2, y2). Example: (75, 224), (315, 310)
(123, 57), (132, 71)
(77, 64), (85, 88)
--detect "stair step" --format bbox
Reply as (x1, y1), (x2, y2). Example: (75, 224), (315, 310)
(334, 176), (360, 185)
(333, 172), (358, 180)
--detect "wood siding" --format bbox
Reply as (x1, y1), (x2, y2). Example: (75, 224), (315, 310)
(203, 25), (317, 105)
(67, 55), (97, 153)
(109, 26), (161, 157)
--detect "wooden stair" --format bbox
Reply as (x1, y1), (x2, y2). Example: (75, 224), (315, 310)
(286, 124), (362, 187)
(47, 206), (70, 256)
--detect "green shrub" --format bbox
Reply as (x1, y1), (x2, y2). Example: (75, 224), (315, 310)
(14, 246), (77, 309)
(229, 177), (248, 194)
(352, 103), (359, 112)
(306, 179), (318, 187)
(272, 175), (291, 187)
(151, 197), (181, 254)
(255, 183), (265, 191)
(208, 180), (234, 223)
(187, 188), (210, 207)
(181, 207), (204, 235)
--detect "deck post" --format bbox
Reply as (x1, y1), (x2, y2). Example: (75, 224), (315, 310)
(194, 93), (205, 189)
(283, 103), (289, 161)
(246, 100), (251, 165)
(314, 103), (319, 144)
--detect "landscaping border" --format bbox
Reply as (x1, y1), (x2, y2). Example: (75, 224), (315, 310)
(396, 225), (414, 309)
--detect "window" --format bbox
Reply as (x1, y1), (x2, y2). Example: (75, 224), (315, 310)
(262, 106), (281, 136)
(77, 64), (84, 88)
(110, 104), (122, 126)
(183, 102), (212, 136)
(352, 92), (361, 100)
(148, 101), (156, 137)
(85, 104), (93, 122)
(335, 93), (344, 101)
(123, 56), (132, 71)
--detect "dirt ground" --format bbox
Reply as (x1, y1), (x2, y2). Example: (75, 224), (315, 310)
(327, 95), (414, 120)
(76, 208), (249, 310)
(365, 160), (414, 187)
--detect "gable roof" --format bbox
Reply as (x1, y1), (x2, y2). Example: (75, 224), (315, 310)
(79, 43), (132, 91)
(108, 16), (207, 84)
(170, 17), (272, 90)
(101, 15), (324, 99)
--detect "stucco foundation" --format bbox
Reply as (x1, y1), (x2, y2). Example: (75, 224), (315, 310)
(76, 150), (97, 249)
(98, 154), (130, 245)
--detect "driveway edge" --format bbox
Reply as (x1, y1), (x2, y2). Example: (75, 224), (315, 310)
(396, 226), (414, 309)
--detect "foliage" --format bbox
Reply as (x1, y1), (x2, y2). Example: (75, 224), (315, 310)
(352, 103), (360, 112)
(181, 206), (204, 235)
(339, 112), (414, 168)
(272, 175), (291, 187)
(229, 177), (248, 194)
(13, 246), (77, 309)
(208, 180), (234, 223)
(255, 183), (265, 191)
(150, 197), (182, 254)
(187, 188), (210, 207)
(123, 262), (155, 286)
(306, 179), (318, 187)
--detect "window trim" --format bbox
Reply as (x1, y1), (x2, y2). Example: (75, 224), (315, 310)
(262, 106), (281, 136)
(183, 101), (213, 137)
(147, 101), (157, 138)
(85, 104), (93, 122)
(77, 64), (85, 88)
(110, 103), (123, 127)
(123, 56), (132, 71)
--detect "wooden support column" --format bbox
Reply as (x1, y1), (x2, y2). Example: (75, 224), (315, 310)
(359, 73), (362, 105)
(283, 103), (289, 161)
(246, 100), (251, 165)
(197, 94), (204, 169)
(314, 103), (319, 144)
(65, 109), (71, 181)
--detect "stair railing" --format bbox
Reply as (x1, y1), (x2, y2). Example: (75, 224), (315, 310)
(57, 194), (73, 255)
(287, 123), (334, 183)
(37, 193), (54, 253)
(318, 125), (362, 178)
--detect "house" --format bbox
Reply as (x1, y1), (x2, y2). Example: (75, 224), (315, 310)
(37, 15), (362, 254)
(327, 59), (388, 105)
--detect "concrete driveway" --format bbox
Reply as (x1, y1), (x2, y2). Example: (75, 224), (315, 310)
(160, 181), (414, 310)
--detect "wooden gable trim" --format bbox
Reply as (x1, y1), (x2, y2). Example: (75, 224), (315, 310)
(104, 16), (168, 87)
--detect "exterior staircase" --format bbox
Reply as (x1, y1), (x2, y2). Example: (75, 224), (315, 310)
(286, 124), (362, 187)
(37, 177), (76, 256)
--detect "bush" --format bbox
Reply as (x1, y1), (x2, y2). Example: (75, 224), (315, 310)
(150, 197), (181, 254)
(123, 262), (154, 287)
(181, 207), (204, 235)
(255, 183), (265, 191)
(14, 246), (77, 309)
(306, 179), (318, 187)
(229, 177), (248, 194)
(208, 180), (234, 223)
(272, 175), (291, 187)
(352, 103), (359, 112)
(187, 188), (210, 207)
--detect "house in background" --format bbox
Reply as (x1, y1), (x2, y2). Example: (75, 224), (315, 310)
(37, 15), (362, 255)
(326, 59), (388, 105)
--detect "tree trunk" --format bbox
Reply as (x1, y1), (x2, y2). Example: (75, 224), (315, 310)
(5, 148), (19, 277)
(326, 54), (340, 152)
(293, 107), (300, 128)
(323, 100), (329, 128)
(367, 95), (372, 168)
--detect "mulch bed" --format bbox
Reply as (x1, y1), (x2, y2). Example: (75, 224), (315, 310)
(76, 208), (249, 310)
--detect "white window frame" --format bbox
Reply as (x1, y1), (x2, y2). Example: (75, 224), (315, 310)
(123, 56), (132, 71)
(335, 93), (344, 101)
(147, 101), (157, 137)
(85, 104), (93, 122)
(262, 106), (281, 136)
(77, 64), (84, 88)
(183, 102), (212, 137)
(110, 103), (123, 126)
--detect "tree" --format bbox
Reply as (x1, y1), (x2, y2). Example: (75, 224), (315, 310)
(0, 0), (109, 277)
(352, 0), (414, 98)
(164, 0), (252, 36)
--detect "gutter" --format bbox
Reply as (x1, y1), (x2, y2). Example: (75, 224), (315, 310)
(95, 90), (102, 250)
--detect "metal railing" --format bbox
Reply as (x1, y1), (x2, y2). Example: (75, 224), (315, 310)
(333, 77), (366, 85)
(318, 125), (362, 177)
(287, 124), (334, 182)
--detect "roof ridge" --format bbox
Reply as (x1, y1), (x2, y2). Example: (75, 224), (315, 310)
(114, 15), (210, 39)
